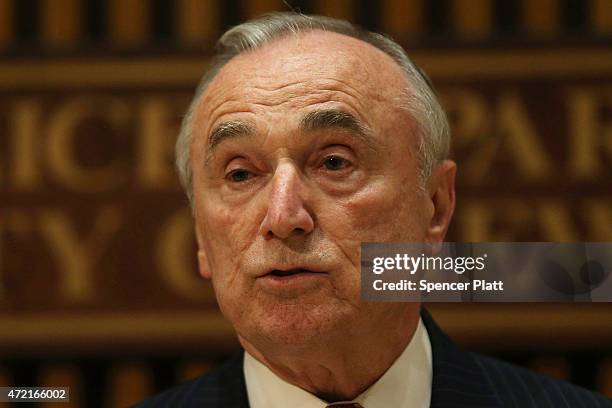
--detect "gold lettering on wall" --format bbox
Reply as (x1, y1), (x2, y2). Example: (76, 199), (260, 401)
(495, 92), (553, 180)
(441, 89), (487, 143)
(46, 98), (129, 192)
(538, 200), (578, 241)
(10, 100), (42, 190)
(38, 206), (122, 303)
(457, 199), (611, 241)
(156, 208), (214, 301)
(568, 88), (599, 179)
(460, 91), (554, 182)
(457, 200), (532, 241)
(440, 88), (487, 148)
(456, 201), (491, 241)
(137, 97), (181, 189)
(585, 199), (612, 240)
(568, 88), (612, 179)
(0, 210), (34, 301)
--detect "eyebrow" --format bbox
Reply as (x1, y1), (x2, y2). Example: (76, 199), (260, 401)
(206, 120), (255, 163)
(300, 109), (377, 151)
(205, 109), (377, 163)
(209, 120), (255, 150)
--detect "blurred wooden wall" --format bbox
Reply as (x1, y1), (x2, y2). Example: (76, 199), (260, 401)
(0, 0), (611, 52)
(0, 0), (611, 406)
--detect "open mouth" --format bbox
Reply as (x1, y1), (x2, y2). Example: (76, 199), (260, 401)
(269, 268), (313, 277)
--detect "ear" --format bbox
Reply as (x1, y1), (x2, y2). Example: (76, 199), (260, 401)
(195, 222), (212, 280)
(425, 160), (456, 243)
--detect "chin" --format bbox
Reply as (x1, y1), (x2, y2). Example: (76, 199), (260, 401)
(239, 301), (348, 349)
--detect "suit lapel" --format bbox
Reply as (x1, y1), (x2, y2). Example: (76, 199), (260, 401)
(422, 308), (502, 408)
(188, 352), (250, 408)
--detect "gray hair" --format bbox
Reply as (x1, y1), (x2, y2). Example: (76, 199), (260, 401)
(176, 12), (450, 203)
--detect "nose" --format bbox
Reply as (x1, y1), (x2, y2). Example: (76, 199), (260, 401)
(259, 162), (314, 240)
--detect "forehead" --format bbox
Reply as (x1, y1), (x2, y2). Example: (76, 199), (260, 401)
(198, 30), (410, 123)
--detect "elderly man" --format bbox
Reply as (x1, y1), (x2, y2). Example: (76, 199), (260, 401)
(137, 12), (610, 408)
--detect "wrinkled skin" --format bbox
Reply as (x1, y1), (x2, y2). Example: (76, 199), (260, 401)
(190, 30), (456, 401)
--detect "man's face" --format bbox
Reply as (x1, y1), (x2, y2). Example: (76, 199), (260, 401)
(190, 31), (448, 349)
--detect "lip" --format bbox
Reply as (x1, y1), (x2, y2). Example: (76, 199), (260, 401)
(256, 267), (329, 293)
(255, 263), (327, 277)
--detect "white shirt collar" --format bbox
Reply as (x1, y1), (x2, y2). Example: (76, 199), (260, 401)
(244, 317), (432, 408)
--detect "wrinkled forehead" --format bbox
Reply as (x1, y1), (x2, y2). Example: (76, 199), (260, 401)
(199, 30), (410, 113)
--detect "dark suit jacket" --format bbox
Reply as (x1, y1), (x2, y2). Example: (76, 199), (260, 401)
(136, 310), (612, 407)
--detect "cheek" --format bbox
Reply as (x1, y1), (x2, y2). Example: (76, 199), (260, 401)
(334, 179), (426, 243)
(197, 200), (258, 277)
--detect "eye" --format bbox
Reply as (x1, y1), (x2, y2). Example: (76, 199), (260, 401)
(227, 169), (254, 182)
(323, 155), (350, 171)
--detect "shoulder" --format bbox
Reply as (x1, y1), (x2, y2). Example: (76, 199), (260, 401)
(472, 353), (612, 407)
(133, 353), (248, 408)
(422, 308), (611, 407)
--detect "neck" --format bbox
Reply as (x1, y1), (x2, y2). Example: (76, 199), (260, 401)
(239, 306), (420, 402)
